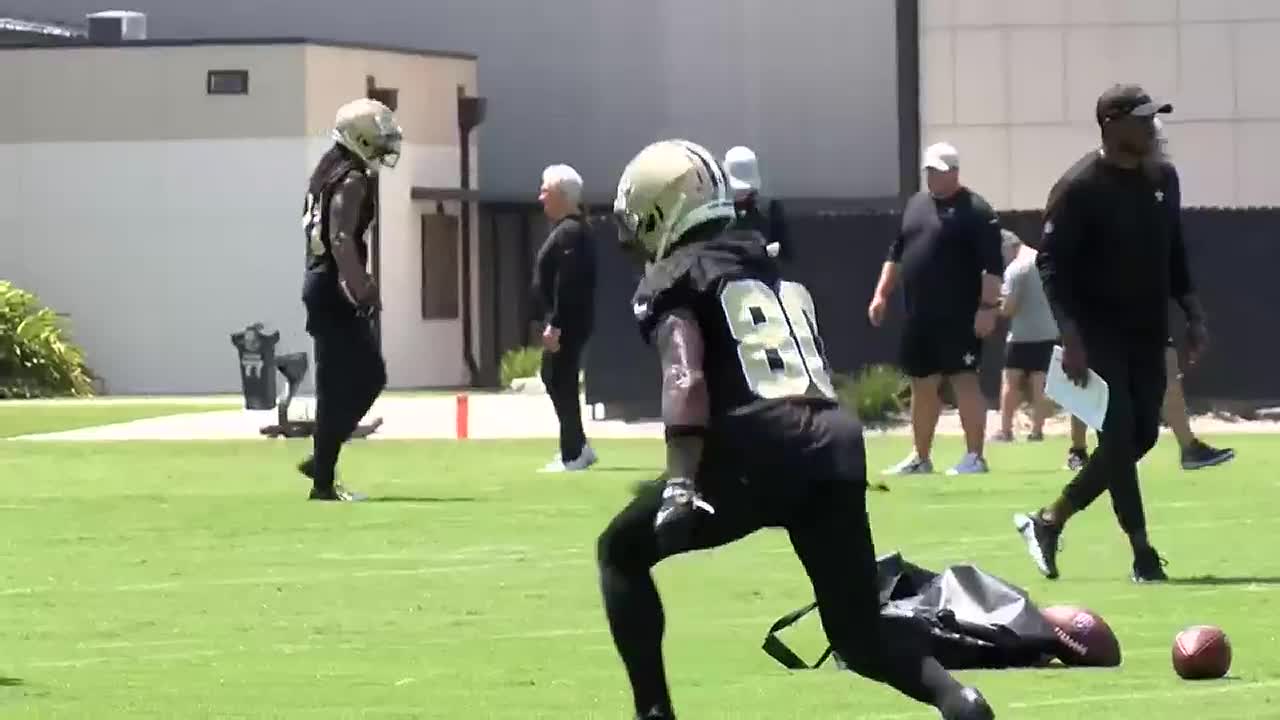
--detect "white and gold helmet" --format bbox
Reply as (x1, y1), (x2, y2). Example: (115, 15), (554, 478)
(613, 139), (736, 262)
(332, 98), (403, 170)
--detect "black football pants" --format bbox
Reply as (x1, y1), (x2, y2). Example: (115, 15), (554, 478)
(1060, 335), (1166, 537)
(311, 319), (386, 489)
(542, 338), (587, 462)
(594, 404), (960, 716)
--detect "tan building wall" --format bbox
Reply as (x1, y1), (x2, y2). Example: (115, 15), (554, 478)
(921, 0), (1280, 210)
(0, 40), (478, 394)
(0, 43), (307, 143)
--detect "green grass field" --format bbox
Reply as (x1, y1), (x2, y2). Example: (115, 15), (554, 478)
(0, 403), (233, 439)
(0, 423), (1277, 718)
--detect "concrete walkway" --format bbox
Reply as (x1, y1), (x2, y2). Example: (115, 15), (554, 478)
(9, 392), (1280, 442)
(10, 393), (663, 442)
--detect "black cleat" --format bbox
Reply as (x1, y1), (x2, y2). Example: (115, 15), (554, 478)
(1132, 546), (1169, 583)
(635, 711), (675, 720)
(308, 484), (366, 502)
(940, 687), (995, 720)
(1013, 511), (1061, 579)
(653, 478), (715, 555)
(1180, 440), (1235, 471)
(297, 456), (316, 480)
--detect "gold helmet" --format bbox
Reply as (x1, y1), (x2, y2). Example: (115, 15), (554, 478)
(332, 98), (403, 170)
(613, 139), (736, 262)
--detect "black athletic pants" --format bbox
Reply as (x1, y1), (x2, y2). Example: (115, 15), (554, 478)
(311, 319), (387, 488)
(1060, 335), (1166, 536)
(595, 403), (960, 716)
(542, 337), (587, 461)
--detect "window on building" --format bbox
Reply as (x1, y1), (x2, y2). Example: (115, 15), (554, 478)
(421, 213), (460, 320)
(207, 69), (249, 95)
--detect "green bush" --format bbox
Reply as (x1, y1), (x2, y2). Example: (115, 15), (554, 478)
(834, 364), (909, 425)
(0, 281), (95, 398)
(499, 345), (543, 388)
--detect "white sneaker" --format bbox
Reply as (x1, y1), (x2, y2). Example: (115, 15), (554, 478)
(882, 454), (933, 476)
(946, 452), (989, 475)
(538, 444), (598, 473)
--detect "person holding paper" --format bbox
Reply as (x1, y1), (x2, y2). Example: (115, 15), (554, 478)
(1013, 84), (1208, 584)
(1061, 118), (1234, 473)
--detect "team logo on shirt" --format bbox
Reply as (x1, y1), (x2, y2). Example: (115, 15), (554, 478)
(1155, 190), (1164, 203)
(1043, 220), (1054, 235)
(963, 352), (976, 367)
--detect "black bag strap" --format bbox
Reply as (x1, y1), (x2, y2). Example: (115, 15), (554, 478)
(761, 601), (836, 670)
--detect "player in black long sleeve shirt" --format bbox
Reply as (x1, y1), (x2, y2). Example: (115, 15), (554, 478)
(296, 98), (401, 501)
(533, 165), (598, 471)
(1014, 84), (1209, 584)
(534, 215), (597, 340)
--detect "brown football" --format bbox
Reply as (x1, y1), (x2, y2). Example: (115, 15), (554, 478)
(1042, 604), (1122, 667)
(1173, 625), (1232, 680)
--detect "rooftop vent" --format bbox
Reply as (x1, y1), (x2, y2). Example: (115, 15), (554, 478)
(86, 10), (147, 43)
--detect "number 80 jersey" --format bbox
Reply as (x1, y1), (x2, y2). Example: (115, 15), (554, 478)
(631, 231), (838, 417)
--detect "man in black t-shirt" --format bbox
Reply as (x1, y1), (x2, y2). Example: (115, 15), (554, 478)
(723, 145), (789, 261)
(868, 142), (1004, 478)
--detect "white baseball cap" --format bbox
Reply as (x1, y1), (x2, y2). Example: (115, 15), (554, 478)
(724, 145), (762, 193)
(922, 141), (959, 172)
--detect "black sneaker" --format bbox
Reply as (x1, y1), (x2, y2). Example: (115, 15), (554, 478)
(308, 484), (366, 502)
(635, 705), (676, 720)
(297, 456), (316, 479)
(1065, 448), (1088, 471)
(1013, 511), (1061, 579)
(1132, 546), (1169, 583)
(653, 478), (715, 554)
(1180, 440), (1235, 471)
(940, 687), (994, 720)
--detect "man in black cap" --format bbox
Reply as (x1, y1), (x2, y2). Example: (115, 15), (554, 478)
(1013, 84), (1208, 584)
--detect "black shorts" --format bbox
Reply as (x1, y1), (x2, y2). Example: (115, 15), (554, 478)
(898, 317), (982, 378)
(698, 399), (868, 526)
(1004, 340), (1056, 373)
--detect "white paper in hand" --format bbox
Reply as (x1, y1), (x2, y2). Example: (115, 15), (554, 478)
(1045, 345), (1109, 431)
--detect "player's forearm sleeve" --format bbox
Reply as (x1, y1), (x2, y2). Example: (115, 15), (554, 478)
(654, 310), (710, 429)
(653, 309), (709, 481)
(328, 174), (372, 297)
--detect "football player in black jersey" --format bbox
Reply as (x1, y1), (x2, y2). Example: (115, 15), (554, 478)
(295, 98), (401, 501)
(598, 140), (994, 720)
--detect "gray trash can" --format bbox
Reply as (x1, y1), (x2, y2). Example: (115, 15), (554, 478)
(230, 323), (280, 410)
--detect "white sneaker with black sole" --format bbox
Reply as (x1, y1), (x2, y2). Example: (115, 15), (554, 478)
(882, 454), (933, 476)
(1013, 511), (1061, 579)
(538, 444), (598, 473)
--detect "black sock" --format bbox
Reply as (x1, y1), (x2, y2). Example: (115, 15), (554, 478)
(1128, 530), (1151, 555)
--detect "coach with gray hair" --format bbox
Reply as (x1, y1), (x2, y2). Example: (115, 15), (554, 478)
(532, 163), (597, 472)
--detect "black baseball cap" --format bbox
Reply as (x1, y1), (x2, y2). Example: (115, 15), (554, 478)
(1095, 84), (1172, 125)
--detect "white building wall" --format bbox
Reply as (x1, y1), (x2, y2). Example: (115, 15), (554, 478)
(921, 0), (1280, 210)
(0, 138), (312, 395)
